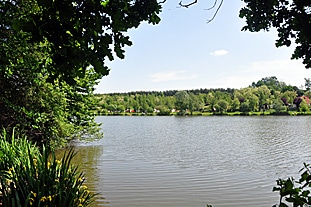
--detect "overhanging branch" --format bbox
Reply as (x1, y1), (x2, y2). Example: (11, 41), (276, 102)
(179, 0), (197, 8)
(205, 0), (217, 10)
(178, 0), (224, 24)
(206, 0), (223, 23)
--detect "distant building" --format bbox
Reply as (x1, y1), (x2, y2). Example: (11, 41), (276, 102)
(301, 96), (311, 105)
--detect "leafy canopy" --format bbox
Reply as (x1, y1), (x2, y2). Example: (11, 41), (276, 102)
(240, 0), (311, 68)
(1, 0), (162, 84)
(0, 0), (163, 147)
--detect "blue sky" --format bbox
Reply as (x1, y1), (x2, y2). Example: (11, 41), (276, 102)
(95, 1), (311, 94)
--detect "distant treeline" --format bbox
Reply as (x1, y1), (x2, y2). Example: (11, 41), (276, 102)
(106, 88), (236, 97)
(94, 76), (311, 115)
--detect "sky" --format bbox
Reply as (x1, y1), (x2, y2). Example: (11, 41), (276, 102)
(95, 1), (311, 94)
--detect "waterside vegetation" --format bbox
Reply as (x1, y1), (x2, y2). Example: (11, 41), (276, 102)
(0, 130), (96, 206)
(95, 76), (311, 116)
(2, 0), (311, 206)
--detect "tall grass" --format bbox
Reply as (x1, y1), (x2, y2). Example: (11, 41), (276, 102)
(0, 129), (96, 207)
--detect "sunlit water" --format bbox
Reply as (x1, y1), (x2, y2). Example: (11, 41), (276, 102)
(72, 116), (311, 207)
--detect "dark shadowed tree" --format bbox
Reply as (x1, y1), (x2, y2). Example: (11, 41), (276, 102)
(240, 0), (311, 68)
(294, 97), (303, 111)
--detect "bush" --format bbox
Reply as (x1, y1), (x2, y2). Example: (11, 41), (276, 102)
(272, 163), (311, 207)
(0, 130), (96, 207)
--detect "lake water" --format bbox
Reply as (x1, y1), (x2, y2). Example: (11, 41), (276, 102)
(73, 116), (311, 207)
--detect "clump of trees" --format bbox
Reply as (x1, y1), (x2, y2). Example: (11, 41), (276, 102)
(1, 1), (163, 206)
(95, 76), (311, 115)
(1, 0), (163, 147)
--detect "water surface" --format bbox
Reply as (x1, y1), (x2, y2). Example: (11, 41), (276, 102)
(74, 116), (311, 207)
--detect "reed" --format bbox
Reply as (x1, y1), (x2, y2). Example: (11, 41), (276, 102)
(0, 129), (95, 207)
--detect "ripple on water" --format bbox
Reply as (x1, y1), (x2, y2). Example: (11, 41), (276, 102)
(77, 116), (311, 207)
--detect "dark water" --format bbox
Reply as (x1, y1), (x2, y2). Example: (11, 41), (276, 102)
(73, 116), (311, 207)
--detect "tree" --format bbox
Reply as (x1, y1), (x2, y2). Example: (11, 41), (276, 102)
(300, 99), (310, 112)
(251, 76), (282, 92)
(240, 102), (250, 113)
(217, 100), (228, 113)
(273, 163), (311, 207)
(1, 0), (164, 146)
(188, 93), (203, 114)
(273, 98), (286, 113)
(305, 78), (311, 91)
(256, 85), (271, 110)
(174, 91), (191, 114)
(281, 91), (298, 107)
(240, 0), (311, 68)
(1, 0), (163, 83)
(294, 97), (303, 111)
(230, 98), (240, 112)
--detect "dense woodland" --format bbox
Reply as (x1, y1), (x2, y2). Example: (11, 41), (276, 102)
(95, 76), (311, 115)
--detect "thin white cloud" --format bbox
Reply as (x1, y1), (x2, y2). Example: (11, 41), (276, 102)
(210, 49), (229, 56)
(150, 70), (198, 83)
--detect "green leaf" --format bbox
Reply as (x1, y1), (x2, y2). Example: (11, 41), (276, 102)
(279, 202), (289, 207)
(299, 171), (309, 182)
(92, 60), (109, 76)
(284, 179), (294, 191)
(301, 190), (310, 197)
(114, 45), (125, 59)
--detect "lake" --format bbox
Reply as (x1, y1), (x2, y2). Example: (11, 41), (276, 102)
(73, 116), (311, 207)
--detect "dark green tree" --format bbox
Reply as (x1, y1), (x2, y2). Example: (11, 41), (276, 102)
(305, 78), (311, 91)
(1, 0), (162, 83)
(240, 0), (311, 68)
(1, 0), (164, 146)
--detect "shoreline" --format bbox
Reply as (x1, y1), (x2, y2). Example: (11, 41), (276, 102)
(95, 111), (311, 116)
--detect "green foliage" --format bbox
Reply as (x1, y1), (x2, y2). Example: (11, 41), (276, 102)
(0, 130), (95, 207)
(217, 100), (229, 113)
(174, 91), (191, 113)
(240, 102), (251, 113)
(273, 98), (287, 113)
(94, 76), (311, 116)
(1, 0), (162, 83)
(299, 99), (310, 112)
(273, 163), (311, 207)
(0, 62), (102, 147)
(240, 1), (311, 68)
(1, 0), (164, 147)
(157, 106), (171, 116)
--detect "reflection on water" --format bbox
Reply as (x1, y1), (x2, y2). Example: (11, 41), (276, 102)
(72, 145), (109, 206)
(71, 116), (311, 207)
(58, 144), (109, 206)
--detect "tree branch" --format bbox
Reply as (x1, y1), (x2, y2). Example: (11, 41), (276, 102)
(206, 0), (223, 24)
(178, 0), (223, 24)
(179, 0), (197, 8)
(205, 0), (217, 11)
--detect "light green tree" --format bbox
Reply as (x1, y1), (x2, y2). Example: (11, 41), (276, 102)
(175, 91), (191, 114)
(1, 0), (163, 146)
(217, 100), (229, 113)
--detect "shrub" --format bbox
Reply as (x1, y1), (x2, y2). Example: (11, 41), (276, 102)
(0, 130), (96, 207)
(272, 163), (311, 207)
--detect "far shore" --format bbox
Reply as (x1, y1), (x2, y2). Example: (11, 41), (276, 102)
(95, 111), (311, 116)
